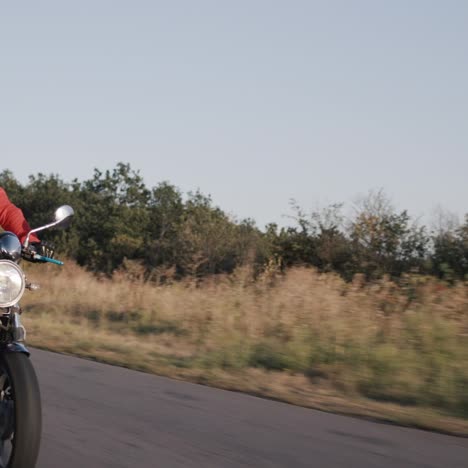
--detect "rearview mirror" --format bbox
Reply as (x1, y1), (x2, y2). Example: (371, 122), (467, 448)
(24, 205), (75, 247)
(54, 205), (75, 229)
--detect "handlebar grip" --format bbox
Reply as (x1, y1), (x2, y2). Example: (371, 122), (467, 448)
(33, 254), (64, 266)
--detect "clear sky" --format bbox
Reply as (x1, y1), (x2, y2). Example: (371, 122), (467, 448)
(1, 1), (467, 228)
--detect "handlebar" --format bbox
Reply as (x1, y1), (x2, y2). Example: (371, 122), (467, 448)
(31, 254), (64, 266)
(21, 247), (64, 266)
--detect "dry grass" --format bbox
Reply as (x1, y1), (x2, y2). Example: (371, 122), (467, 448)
(19, 261), (468, 435)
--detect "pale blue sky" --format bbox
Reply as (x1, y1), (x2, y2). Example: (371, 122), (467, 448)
(1, 1), (467, 228)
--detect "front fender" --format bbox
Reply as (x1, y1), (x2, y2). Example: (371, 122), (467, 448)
(0, 342), (30, 356)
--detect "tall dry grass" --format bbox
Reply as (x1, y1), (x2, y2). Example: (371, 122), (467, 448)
(20, 260), (468, 423)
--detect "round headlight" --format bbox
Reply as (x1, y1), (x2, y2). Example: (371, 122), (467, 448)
(0, 261), (25, 308)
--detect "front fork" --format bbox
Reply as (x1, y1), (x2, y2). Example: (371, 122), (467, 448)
(0, 308), (29, 356)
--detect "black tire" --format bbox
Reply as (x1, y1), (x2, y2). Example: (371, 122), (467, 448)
(0, 353), (42, 468)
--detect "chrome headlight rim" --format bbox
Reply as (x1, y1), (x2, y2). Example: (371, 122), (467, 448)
(0, 260), (25, 308)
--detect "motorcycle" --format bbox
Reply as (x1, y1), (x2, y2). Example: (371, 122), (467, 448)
(0, 205), (74, 468)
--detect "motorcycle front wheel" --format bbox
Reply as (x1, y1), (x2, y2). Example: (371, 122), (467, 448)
(0, 353), (42, 468)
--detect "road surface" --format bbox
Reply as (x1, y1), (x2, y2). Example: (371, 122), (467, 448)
(30, 348), (468, 468)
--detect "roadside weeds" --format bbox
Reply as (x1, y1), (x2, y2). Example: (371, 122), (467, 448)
(21, 261), (468, 436)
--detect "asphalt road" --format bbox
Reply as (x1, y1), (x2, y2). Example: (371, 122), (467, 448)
(30, 348), (468, 468)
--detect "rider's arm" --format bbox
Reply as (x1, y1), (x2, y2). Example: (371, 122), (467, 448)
(0, 188), (40, 244)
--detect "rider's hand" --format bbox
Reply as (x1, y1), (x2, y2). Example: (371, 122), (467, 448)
(30, 242), (55, 260)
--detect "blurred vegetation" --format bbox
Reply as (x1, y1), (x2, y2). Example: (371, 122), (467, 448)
(1, 163), (467, 281)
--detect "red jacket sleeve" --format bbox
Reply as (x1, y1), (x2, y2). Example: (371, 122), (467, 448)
(0, 188), (40, 244)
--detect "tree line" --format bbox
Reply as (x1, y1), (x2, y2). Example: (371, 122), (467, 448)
(1, 163), (467, 281)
